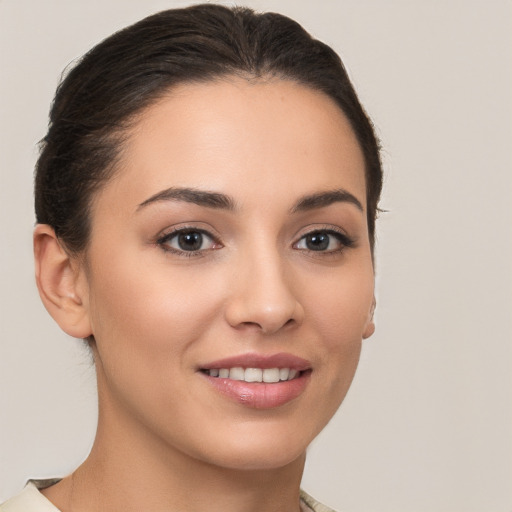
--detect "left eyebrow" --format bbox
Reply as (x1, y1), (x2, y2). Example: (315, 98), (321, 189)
(291, 189), (364, 213)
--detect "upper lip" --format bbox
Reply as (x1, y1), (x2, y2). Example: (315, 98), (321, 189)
(199, 352), (311, 371)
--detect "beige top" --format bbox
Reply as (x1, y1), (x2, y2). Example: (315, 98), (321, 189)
(0, 480), (337, 512)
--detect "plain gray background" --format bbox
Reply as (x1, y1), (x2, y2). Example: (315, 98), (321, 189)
(1, 1), (511, 511)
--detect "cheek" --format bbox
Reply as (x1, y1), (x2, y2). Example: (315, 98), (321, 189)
(303, 260), (374, 389)
(85, 257), (230, 429)
(86, 256), (227, 359)
(306, 262), (374, 343)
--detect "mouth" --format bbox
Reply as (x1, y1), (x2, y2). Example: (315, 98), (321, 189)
(200, 367), (301, 383)
(198, 353), (312, 409)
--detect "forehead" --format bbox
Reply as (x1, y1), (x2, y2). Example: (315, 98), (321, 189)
(97, 78), (367, 212)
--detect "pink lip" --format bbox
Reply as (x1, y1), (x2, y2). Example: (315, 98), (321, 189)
(198, 352), (312, 409)
(200, 352), (311, 371)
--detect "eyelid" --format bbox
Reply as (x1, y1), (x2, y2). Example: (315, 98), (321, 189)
(156, 224), (222, 256)
(292, 225), (356, 252)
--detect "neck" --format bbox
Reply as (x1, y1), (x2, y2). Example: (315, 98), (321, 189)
(79, 428), (305, 512)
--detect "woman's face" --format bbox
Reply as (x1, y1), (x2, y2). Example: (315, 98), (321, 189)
(79, 78), (375, 470)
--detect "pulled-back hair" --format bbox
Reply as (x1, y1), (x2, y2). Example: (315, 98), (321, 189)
(35, 3), (382, 253)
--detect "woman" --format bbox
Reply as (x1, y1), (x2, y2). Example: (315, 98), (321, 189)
(1, 4), (382, 512)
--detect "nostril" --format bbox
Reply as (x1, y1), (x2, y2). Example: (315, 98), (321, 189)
(239, 321), (262, 329)
(236, 317), (295, 334)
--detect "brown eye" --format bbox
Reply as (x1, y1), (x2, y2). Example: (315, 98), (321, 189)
(294, 230), (354, 253)
(158, 229), (218, 254)
(304, 232), (330, 251)
(177, 231), (204, 251)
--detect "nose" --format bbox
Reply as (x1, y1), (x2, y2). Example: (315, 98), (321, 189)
(224, 250), (304, 335)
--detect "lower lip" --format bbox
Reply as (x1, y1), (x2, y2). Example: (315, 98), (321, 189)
(202, 371), (311, 409)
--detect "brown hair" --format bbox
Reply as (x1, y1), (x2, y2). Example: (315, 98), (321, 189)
(35, 3), (382, 253)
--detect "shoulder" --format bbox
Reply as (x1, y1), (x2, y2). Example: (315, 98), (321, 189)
(0, 480), (62, 512)
(300, 489), (339, 512)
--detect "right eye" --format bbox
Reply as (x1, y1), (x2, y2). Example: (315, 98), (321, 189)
(157, 228), (220, 255)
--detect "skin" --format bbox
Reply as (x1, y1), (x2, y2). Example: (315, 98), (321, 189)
(35, 78), (375, 512)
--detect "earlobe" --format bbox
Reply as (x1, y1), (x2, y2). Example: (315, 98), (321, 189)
(362, 297), (376, 339)
(34, 225), (92, 339)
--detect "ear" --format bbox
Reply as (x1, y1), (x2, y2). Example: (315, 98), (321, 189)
(34, 224), (92, 339)
(362, 297), (376, 339)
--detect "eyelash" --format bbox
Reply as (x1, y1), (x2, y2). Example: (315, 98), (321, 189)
(293, 227), (355, 255)
(156, 226), (355, 257)
(156, 227), (221, 258)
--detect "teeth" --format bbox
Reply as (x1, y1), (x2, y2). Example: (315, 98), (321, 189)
(262, 368), (280, 383)
(207, 367), (300, 382)
(244, 368), (263, 382)
(229, 367), (245, 380)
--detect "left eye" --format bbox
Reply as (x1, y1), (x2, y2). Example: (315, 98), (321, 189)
(159, 229), (217, 253)
(294, 230), (351, 252)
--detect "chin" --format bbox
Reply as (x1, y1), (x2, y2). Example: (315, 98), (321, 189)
(204, 445), (306, 472)
(189, 421), (316, 472)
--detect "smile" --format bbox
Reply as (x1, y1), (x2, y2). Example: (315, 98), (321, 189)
(199, 353), (312, 409)
(202, 367), (299, 382)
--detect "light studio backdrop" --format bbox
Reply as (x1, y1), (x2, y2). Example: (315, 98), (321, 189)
(1, 1), (511, 511)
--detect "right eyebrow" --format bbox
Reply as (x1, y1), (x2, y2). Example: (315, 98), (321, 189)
(136, 187), (237, 212)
